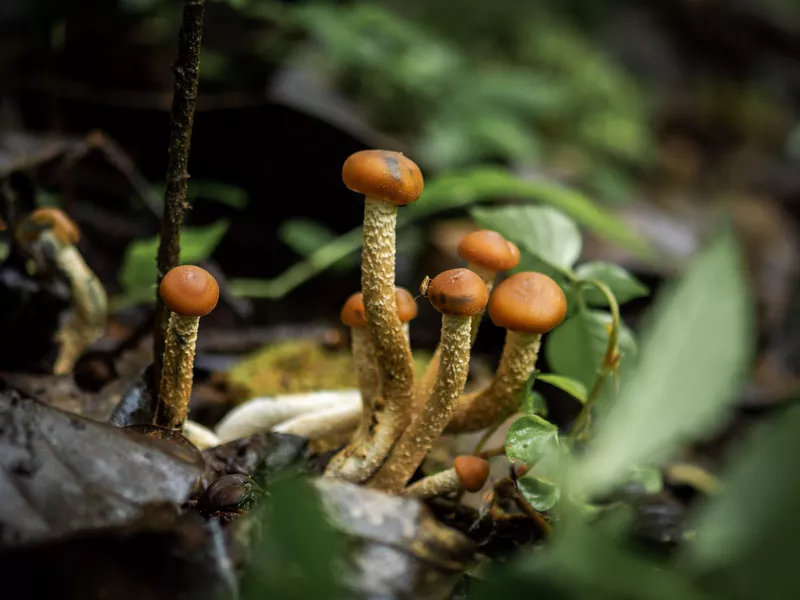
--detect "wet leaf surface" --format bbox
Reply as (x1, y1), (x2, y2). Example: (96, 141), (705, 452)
(0, 388), (203, 548)
(0, 506), (237, 600)
(314, 478), (476, 600)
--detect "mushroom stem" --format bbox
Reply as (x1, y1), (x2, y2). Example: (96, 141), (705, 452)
(368, 314), (472, 492)
(446, 332), (541, 433)
(334, 197), (414, 482)
(215, 390), (362, 443)
(47, 237), (108, 375)
(413, 264), (494, 413)
(155, 314), (199, 430)
(273, 398), (362, 439)
(350, 327), (381, 436)
(403, 468), (461, 499)
(183, 420), (221, 449)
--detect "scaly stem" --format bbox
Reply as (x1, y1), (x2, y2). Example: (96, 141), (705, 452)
(570, 279), (620, 440)
(155, 314), (199, 429)
(368, 315), (471, 492)
(327, 198), (415, 482)
(153, 0), (206, 395)
(403, 468), (461, 499)
(446, 332), (541, 433)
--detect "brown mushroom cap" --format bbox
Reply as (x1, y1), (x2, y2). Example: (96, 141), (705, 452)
(507, 241), (521, 265)
(341, 292), (367, 329)
(425, 268), (489, 317)
(16, 208), (80, 246)
(458, 230), (520, 272)
(159, 266), (220, 317)
(342, 150), (423, 206)
(488, 272), (567, 334)
(395, 287), (418, 323)
(453, 456), (490, 492)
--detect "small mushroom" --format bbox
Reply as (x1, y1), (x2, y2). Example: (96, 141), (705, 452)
(15, 208), (107, 375)
(155, 265), (219, 430)
(327, 288), (418, 481)
(416, 230), (519, 413)
(337, 150), (424, 481)
(369, 269), (488, 492)
(404, 456), (491, 499)
(447, 272), (566, 433)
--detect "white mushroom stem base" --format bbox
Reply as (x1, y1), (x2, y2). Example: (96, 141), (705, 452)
(446, 331), (542, 433)
(403, 468), (462, 499)
(368, 314), (472, 492)
(214, 390), (362, 443)
(274, 399), (361, 439)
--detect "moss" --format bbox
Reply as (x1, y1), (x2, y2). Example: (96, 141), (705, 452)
(226, 339), (433, 401)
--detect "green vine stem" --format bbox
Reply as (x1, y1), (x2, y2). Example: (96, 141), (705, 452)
(570, 279), (620, 440)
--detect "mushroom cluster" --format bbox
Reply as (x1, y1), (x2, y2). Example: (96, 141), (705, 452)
(207, 149), (567, 495)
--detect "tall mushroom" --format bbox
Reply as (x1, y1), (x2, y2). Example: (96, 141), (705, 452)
(156, 265), (219, 430)
(415, 230), (519, 411)
(326, 287), (418, 480)
(368, 268), (488, 492)
(446, 272), (566, 433)
(15, 208), (108, 375)
(329, 150), (423, 482)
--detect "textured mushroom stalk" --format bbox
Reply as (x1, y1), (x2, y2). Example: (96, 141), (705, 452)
(156, 314), (200, 429)
(369, 268), (488, 492)
(447, 271), (566, 433)
(155, 265), (219, 430)
(446, 331), (541, 433)
(403, 456), (490, 498)
(49, 238), (108, 375)
(350, 327), (381, 435)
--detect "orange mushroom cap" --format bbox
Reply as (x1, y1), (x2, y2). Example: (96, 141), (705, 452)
(16, 208), (80, 246)
(395, 287), (418, 323)
(453, 456), (490, 492)
(159, 266), (220, 317)
(506, 241), (520, 265)
(342, 288), (418, 328)
(425, 268), (489, 317)
(341, 292), (367, 329)
(488, 272), (567, 334)
(457, 230), (520, 272)
(342, 150), (423, 206)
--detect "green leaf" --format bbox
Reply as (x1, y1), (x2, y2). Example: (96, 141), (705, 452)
(279, 219), (338, 258)
(687, 405), (800, 600)
(506, 414), (559, 465)
(627, 467), (664, 495)
(576, 262), (649, 306)
(471, 205), (581, 272)
(188, 180), (249, 209)
(518, 473), (560, 511)
(571, 230), (752, 497)
(522, 389), (548, 417)
(545, 309), (637, 391)
(536, 373), (588, 404)
(115, 221), (229, 308)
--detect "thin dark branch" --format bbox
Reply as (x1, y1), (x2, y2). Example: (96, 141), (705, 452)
(152, 0), (205, 416)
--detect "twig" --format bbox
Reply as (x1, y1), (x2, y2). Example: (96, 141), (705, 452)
(152, 0), (206, 407)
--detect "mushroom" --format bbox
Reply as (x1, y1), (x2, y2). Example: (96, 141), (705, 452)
(415, 230), (519, 412)
(403, 456), (491, 499)
(155, 265), (220, 430)
(335, 150), (424, 481)
(15, 208), (108, 375)
(326, 287), (418, 480)
(368, 268), (489, 492)
(446, 272), (567, 433)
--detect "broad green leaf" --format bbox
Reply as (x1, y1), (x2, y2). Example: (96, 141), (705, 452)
(518, 473), (560, 511)
(115, 221), (229, 308)
(627, 467), (663, 495)
(576, 262), (649, 306)
(506, 414), (559, 465)
(546, 309), (637, 391)
(471, 205), (581, 272)
(279, 219), (338, 258)
(536, 373), (588, 404)
(687, 405), (800, 600)
(571, 230), (752, 497)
